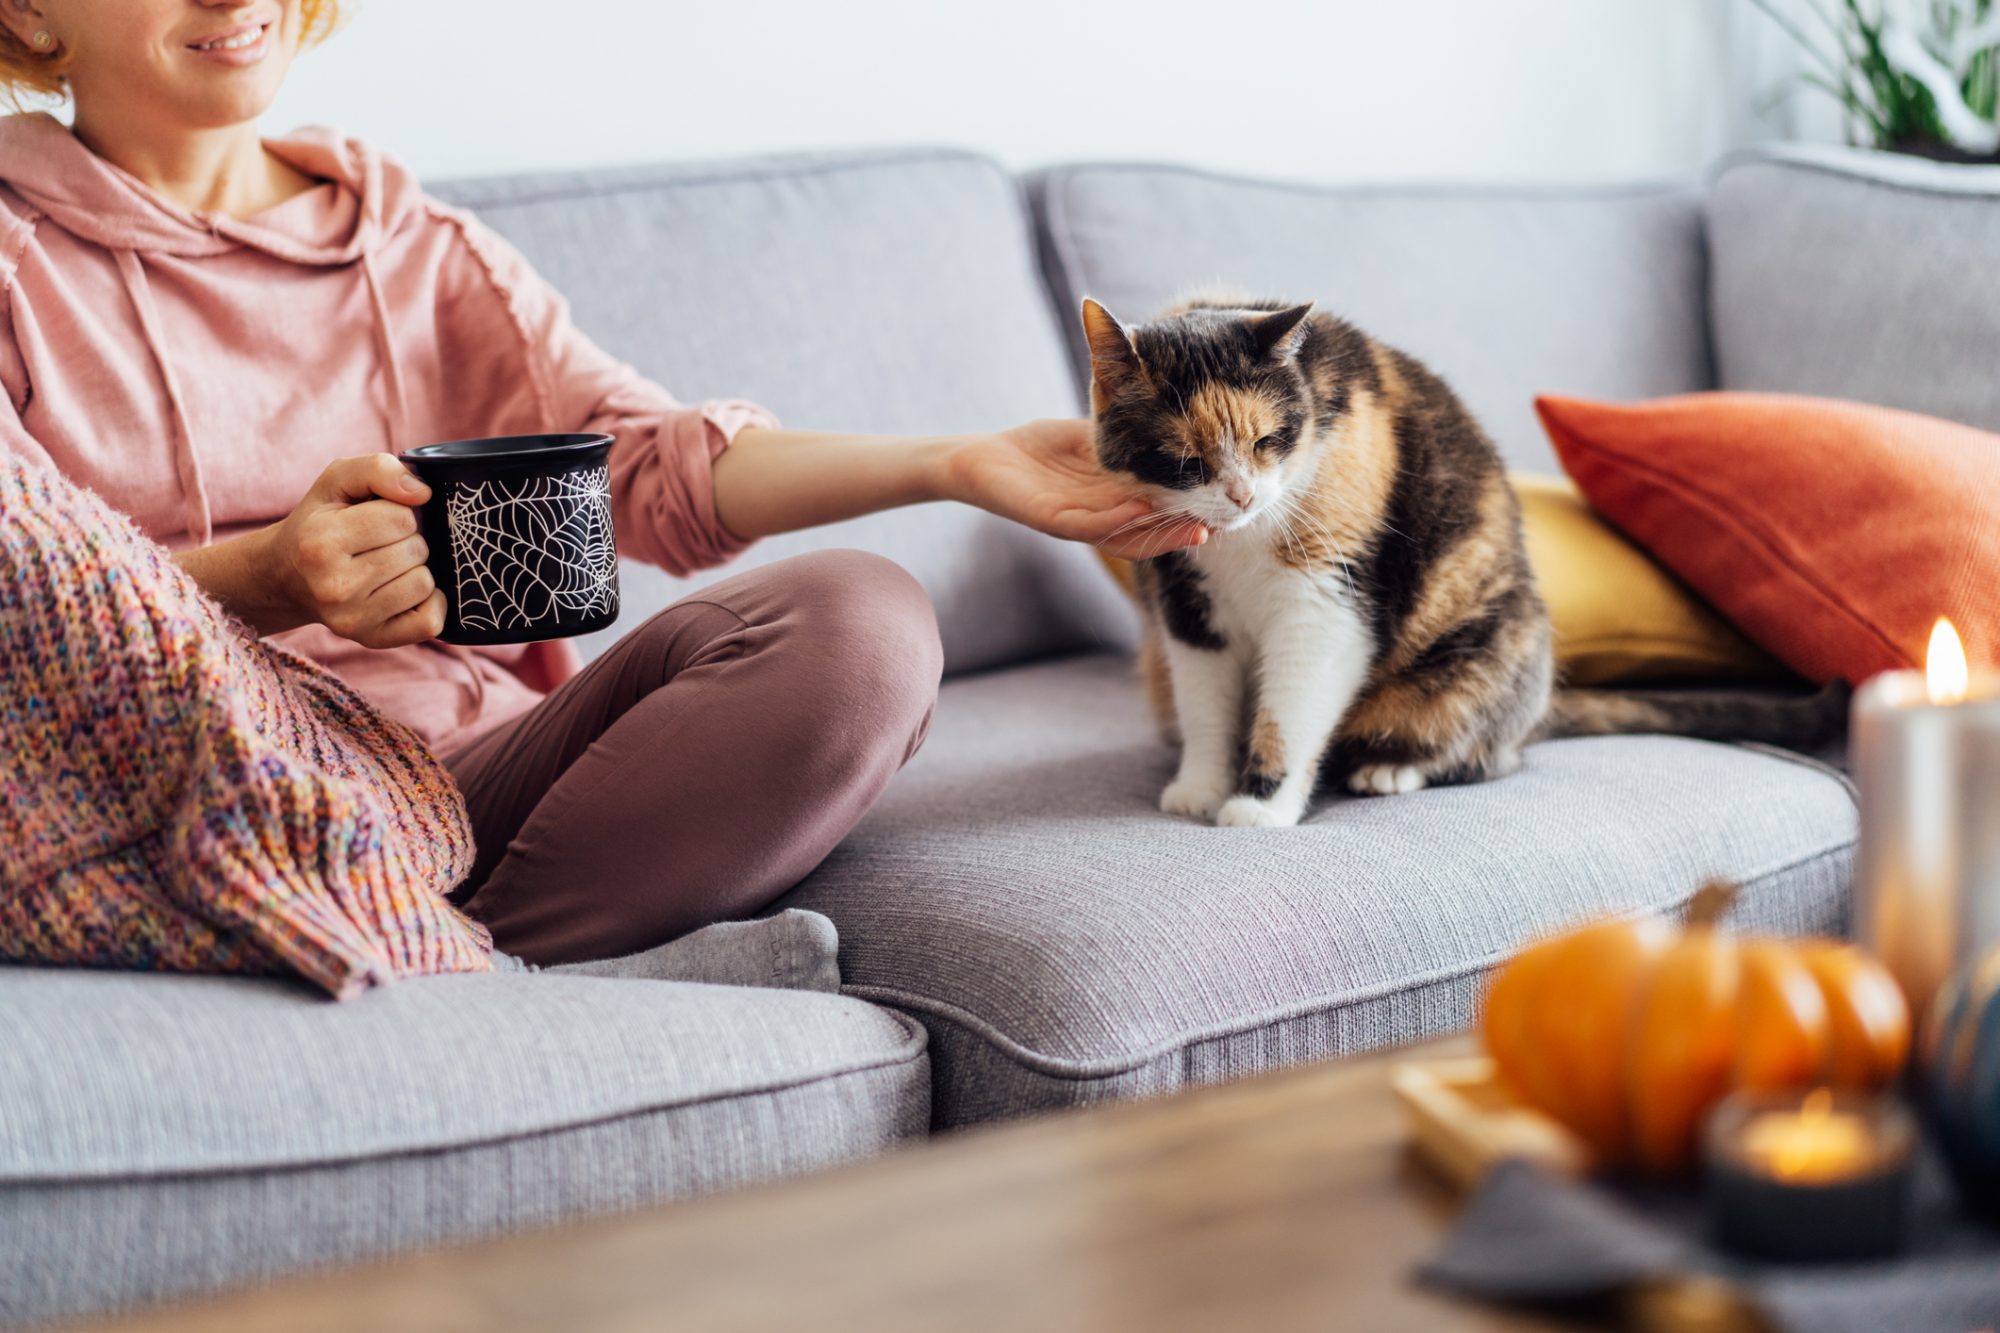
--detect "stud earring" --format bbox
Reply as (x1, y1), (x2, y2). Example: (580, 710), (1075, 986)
(30, 30), (53, 50)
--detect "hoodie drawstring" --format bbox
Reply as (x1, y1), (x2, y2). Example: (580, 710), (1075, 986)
(360, 251), (483, 725)
(359, 251), (410, 455)
(115, 250), (214, 546)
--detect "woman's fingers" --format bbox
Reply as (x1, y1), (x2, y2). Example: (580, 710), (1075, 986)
(366, 560), (436, 618)
(315, 453), (431, 507)
(368, 589), (448, 649)
(344, 498), (422, 553)
(355, 533), (431, 595)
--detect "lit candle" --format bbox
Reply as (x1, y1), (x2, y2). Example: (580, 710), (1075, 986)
(1705, 1088), (1917, 1262)
(1854, 618), (2000, 1017)
(1737, 1088), (1875, 1183)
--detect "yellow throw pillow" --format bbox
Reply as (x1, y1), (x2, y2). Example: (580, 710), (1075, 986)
(1511, 473), (1787, 686)
(1094, 474), (1788, 687)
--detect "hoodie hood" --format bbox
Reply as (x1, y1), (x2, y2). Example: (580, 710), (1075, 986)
(0, 113), (427, 548)
(0, 111), (423, 265)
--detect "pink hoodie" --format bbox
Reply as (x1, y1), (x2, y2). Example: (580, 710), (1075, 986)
(0, 113), (774, 751)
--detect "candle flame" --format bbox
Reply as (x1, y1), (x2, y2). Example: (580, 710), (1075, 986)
(1743, 1087), (1873, 1184)
(1928, 618), (1969, 705)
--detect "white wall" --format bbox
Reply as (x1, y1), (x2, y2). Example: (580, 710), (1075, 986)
(268, 0), (1803, 187)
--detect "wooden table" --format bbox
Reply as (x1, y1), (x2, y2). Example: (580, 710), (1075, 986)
(82, 1036), (1599, 1333)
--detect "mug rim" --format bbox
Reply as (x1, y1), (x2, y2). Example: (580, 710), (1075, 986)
(401, 432), (614, 464)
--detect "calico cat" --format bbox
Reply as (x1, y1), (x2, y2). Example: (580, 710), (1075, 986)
(1083, 293), (1846, 828)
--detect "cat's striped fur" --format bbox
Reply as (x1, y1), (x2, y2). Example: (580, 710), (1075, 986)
(1084, 293), (1845, 827)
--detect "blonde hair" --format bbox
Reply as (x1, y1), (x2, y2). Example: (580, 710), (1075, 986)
(0, 1), (343, 104)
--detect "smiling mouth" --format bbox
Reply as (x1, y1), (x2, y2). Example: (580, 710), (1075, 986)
(188, 21), (270, 52)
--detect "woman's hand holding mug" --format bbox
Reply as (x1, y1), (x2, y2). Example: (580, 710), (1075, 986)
(261, 454), (446, 648)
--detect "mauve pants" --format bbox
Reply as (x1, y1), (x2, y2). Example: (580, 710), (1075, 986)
(440, 549), (942, 966)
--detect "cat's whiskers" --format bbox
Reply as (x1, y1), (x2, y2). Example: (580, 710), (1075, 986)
(1272, 490), (1357, 600)
(1262, 496), (1305, 565)
(1309, 476), (1378, 532)
(1098, 503), (1203, 550)
(1265, 490), (1309, 558)
(1098, 510), (1180, 542)
(1280, 488), (1328, 560)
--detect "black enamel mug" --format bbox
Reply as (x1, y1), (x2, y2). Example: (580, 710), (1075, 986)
(399, 433), (620, 646)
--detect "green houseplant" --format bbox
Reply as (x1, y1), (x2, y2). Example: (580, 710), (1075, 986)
(1749, 0), (2000, 161)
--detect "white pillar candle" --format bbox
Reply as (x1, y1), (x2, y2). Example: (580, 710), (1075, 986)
(1854, 620), (2000, 1015)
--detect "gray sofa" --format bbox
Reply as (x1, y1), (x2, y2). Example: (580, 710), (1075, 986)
(6, 142), (1995, 1327)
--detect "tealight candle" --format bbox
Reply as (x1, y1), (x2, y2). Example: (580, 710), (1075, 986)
(1737, 1091), (1876, 1182)
(1704, 1088), (1917, 1262)
(1854, 618), (2000, 1017)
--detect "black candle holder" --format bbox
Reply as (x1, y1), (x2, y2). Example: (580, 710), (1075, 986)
(1703, 1088), (1918, 1263)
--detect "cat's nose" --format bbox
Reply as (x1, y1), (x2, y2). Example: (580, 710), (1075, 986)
(1225, 484), (1254, 510)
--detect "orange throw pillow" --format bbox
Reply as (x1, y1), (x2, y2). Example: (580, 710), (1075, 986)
(1536, 392), (2000, 685)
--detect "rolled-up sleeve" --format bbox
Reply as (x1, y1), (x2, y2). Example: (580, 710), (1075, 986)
(439, 208), (777, 577)
(609, 393), (776, 574)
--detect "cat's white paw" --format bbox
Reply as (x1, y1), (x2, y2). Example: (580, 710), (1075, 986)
(1348, 764), (1428, 796)
(1160, 774), (1232, 820)
(1214, 795), (1301, 828)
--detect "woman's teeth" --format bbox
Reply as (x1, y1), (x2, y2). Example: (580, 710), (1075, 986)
(193, 25), (265, 51)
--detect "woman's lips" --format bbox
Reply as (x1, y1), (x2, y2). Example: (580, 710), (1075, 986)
(185, 20), (272, 67)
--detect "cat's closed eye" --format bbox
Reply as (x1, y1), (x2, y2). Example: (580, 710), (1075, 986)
(1252, 435), (1282, 454)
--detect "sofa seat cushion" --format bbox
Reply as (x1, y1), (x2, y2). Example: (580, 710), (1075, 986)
(434, 149), (1135, 674)
(780, 655), (1857, 1128)
(1031, 164), (1712, 473)
(1707, 146), (2000, 434)
(0, 969), (928, 1324)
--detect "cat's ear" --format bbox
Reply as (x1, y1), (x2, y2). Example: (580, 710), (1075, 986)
(1081, 298), (1146, 398)
(1249, 303), (1315, 360)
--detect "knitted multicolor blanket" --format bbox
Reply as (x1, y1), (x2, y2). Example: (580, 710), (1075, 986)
(0, 460), (491, 999)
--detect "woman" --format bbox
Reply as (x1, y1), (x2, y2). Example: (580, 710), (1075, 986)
(0, 0), (1203, 964)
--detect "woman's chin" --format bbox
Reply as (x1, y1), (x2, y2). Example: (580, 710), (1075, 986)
(172, 70), (291, 130)
(174, 90), (285, 132)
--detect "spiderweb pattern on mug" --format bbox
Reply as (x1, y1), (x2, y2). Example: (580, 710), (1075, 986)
(444, 465), (617, 633)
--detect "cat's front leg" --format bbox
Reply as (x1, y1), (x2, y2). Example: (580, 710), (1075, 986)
(1215, 604), (1372, 828)
(1158, 634), (1245, 821)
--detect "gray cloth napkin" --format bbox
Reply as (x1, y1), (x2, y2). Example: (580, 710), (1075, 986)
(493, 908), (843, 993)
(1420, 1155), (2000, 1333)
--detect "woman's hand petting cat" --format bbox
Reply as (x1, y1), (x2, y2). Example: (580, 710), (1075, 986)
(176, 455), (446, 646)
(943, 419), (1208, 559)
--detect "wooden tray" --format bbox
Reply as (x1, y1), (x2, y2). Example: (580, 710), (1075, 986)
(1393, 1056), (1772, 1332)
(1391, 1055), (1591, 1192)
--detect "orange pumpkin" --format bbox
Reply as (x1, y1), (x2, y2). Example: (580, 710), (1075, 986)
(1480, 882), (1910, 1175)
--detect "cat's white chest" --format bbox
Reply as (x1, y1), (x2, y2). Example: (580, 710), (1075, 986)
(1189, 535), (1357, 653)
(1155, 529), (1381, 829)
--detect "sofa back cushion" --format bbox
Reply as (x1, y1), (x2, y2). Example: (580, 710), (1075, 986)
(1707, 146), (2000, 434)
(433, 149), (1136, 674)
(1030, 165), (1713, 474)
